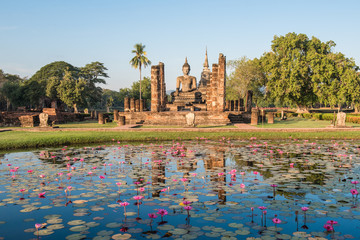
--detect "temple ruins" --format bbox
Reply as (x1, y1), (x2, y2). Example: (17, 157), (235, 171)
(121, 52), (252, 125)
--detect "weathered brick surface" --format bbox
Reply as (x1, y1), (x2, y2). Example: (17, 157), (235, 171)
(267, 112), (274, 124)
(19, 115), (38, 127)
(113, 110), (119, 121)
(98, 113), (104, 124)
(251, 111), (259, 125)
(121, 112), (231, 125)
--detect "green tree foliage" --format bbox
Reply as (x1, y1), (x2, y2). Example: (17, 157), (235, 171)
(260, 33), (317, 111)
(0, 81), (25, 109)
(80, 62), (109, 106)
(26, 61), (107, 110)
(260, 32), (360, 112)
(57, 70), (86, 113)
(0, 70), (25, 110)
(227, 57), (266, 106)
(130, 43), (151, 101)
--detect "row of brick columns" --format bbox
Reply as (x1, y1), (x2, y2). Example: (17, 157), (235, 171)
(124, 97), (145, 112)
(225, 99), (244, 111)
(251, 111), (275, 125)
(98, 111), (126, 126)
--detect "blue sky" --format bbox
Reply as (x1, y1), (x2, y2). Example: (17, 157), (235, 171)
(1, 0), (359, 91)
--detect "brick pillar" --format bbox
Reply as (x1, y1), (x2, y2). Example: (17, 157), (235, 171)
(130, 98), (135, 112)
(124, 97), (130, 112)
(267, 112), (274, 124)
(239, 99), (244, 111)
(117, 116), (125, 126)
(140, 99), (144, 111)
(159, 62), (166, 110)
(245, 90), (253, 113)
(151, 65), (161, 112)
(113, 110), (119, 121)
(217, 53), (226, 112)
(251, 111), (258, 125)
(98, 113), (104, 124)
(235, 100), (239, 111)
(90, 111), (94, 119)
(226, 100), (230, 111)
(207, 64), (218, 111)
(135, 99), (140, 112)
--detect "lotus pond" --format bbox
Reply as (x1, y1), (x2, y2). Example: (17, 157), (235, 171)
(0, 138), (360, 240)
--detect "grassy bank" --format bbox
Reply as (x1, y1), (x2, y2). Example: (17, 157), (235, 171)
(1, 130), (360, 151)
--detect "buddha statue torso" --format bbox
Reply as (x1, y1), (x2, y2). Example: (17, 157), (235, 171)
(175, 58), (197, 95)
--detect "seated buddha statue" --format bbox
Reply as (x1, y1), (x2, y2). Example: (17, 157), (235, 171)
(175, 58), (197, 96)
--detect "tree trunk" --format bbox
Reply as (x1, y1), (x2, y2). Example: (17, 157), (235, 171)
(139, 67), (142, 101)
(296, 105), (310, 113)
(73, 103), (78, 113)
(107, 106), (110, 112)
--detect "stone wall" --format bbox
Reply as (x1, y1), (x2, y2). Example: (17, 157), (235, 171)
(121, 111), (231, 126)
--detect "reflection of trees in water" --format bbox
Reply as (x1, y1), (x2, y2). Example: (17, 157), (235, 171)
(232, 151), (329, 186)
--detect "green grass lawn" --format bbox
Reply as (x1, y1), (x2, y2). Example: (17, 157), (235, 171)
(1, 130), (360, 151)
(256, 117), (360, 128)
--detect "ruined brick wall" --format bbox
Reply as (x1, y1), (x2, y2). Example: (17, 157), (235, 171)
(151, 62), (166, 112)
(151, 65), (160, 112)
(206, 54), (226, 112)
(121, 112), (231, 125)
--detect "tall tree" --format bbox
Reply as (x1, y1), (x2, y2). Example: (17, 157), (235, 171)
(80, 62), (108, 107)
(129, 43), (151, 101)
(57, 69), (86, 113)
(260, 33), (318, 112)
(227, 57), (266, 106)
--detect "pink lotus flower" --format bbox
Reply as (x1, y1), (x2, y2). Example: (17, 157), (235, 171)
(27, 170), (33, 173)
(184, 206), (193, 211)
(326, 220), (338, 226)
(99, 175), (105, 180)
(139, 187), (145, 192)
(133, 195), (144, 200)
(58, 172), (64, 176)
(39, 174), (45, 178)
(183, 200), (192, 205)
(148, 213), (158, 219)
(67, 186), (72, 191)
(35, 223), (42, 229)
(272, 218), (281, 224)
(258, 206), (267, 211)
(301, 207), (309, 212)
(38, 192), (46, 198)
(180, 178), (188, 182)
(240, 183), (245, 189)
(218, 172), (224, 176)
(323, 224), (334, 231)
(351, 189), (358, 195)
(19, 189), (26, 193)
(253, 171), (258, 175)
(157, 209), (168, 217)
(351, 180), (359, 185)
(120, 202), (129, 207)
(88, 171), (93, 175)
(116, 182), (122, 186)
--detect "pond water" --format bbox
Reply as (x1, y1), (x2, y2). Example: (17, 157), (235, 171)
(0, 138), (360, 240)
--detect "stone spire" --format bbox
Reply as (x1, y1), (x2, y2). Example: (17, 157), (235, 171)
(203, 48), (209, 71)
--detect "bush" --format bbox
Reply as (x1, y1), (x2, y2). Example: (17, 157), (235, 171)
(347, 116), (360, 124)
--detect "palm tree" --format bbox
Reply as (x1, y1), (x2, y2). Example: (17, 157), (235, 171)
(129, 43), (151, 101)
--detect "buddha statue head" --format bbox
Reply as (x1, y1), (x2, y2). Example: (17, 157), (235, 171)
(182, 57), (190, 75)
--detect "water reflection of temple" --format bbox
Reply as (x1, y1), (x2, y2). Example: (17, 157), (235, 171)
(204, 147), (227, 204)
